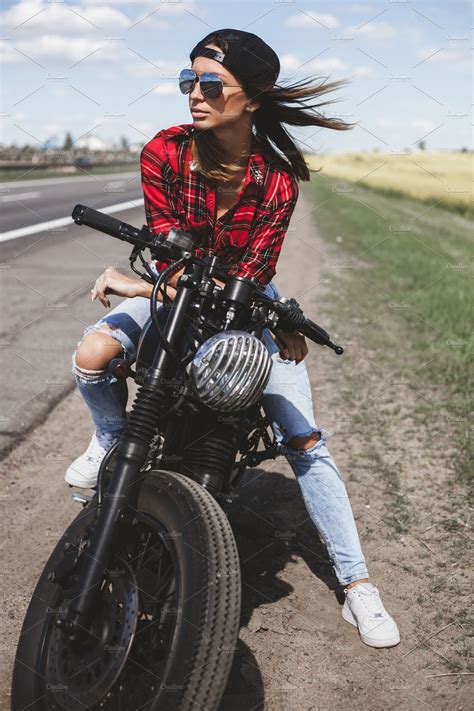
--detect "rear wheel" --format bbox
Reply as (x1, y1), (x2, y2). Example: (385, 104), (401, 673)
(12, 469), (242, 711)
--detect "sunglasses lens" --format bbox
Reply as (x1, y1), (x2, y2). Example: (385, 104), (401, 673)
(179, 81), (195, 94)
(179, 69), (196, 95)
(200, 73), (223, 99)
(179, 69), (223, 98)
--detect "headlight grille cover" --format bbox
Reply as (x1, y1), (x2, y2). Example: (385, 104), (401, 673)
(191, 330), (272, 411)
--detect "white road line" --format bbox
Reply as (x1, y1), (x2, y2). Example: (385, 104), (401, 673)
(0, 198), (144, 243)
(0, 191), (40, 203)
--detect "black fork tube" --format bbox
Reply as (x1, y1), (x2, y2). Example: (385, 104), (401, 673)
(63, 274), (197, 634)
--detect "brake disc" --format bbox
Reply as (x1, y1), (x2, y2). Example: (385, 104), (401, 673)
(45, 558), (138, 710)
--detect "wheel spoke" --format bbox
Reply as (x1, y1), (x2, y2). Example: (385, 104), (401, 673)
(41, 513), (179, 710)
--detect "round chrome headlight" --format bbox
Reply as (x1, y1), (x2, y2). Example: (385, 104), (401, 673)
(190, 330), (272, 411)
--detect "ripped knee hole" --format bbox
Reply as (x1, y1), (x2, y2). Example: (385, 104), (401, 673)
(287, 431), (322, 451)
(73, 325), (126, 377)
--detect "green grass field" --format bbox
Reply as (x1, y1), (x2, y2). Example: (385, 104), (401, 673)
(303, 172), (473, 495)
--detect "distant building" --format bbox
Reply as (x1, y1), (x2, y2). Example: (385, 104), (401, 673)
(75, 135), (108, 151)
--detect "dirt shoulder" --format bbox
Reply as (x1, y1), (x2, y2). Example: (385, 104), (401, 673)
(1, 189), (471, 710)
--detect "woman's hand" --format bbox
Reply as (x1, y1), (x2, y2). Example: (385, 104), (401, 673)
(91, 267), (148, 307)
(271, 329), (309, 364)
(167, 265), (185, 289)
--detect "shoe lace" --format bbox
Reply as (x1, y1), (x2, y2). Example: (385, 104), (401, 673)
(348, 584), (387, 620)
(84, 433), (113, 463)
(361, 587), (386, 617)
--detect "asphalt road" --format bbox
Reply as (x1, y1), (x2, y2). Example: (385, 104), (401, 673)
(0, 172), (146, 458)
(0, 171), (140, 233)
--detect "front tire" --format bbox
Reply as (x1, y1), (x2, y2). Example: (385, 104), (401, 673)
(12, 469), (242, 711)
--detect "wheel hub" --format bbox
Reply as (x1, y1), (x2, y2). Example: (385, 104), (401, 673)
(45, 559), (138, 710)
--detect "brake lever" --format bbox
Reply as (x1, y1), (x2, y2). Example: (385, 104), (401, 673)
(260, 294), (344, 355)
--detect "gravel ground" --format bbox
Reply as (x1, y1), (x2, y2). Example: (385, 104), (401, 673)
(1, 189), (470, 710)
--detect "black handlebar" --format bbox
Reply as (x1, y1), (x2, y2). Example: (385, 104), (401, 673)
(300, 318), (343, 355)
(72, 204), (156, 249)
(269, 297), (343, 354)
(71, 203), (344, 355)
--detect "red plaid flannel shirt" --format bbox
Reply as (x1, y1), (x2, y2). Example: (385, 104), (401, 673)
(140, 123), (299, 288)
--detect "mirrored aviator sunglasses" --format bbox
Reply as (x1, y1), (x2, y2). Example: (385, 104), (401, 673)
(178, 69), (224, 99)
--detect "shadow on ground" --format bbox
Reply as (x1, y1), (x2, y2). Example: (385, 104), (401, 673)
(218, 464), (342, 710)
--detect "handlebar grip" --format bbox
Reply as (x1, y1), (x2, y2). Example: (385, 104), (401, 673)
(269, 298), (343, 353)
(71, 204), (154, 249)
(300, 317), (330, 342)
(72, 204), (126, 238)
(299, 317), (344, 355)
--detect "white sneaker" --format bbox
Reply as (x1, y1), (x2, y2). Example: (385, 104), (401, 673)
(65, 431), (119, 489)
(342, 582), (400, 648)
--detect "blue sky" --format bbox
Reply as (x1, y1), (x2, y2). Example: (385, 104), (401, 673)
(1, 0), (471, 153)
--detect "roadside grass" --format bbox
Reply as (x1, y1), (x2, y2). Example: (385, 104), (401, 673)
(302, 174), (473, 500)
(0, 164), (137, 182)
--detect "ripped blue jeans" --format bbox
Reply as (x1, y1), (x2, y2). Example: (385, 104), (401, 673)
(71, 274), (368, 585)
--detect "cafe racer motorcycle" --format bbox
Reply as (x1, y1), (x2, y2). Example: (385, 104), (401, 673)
(11, 204), (343, 711)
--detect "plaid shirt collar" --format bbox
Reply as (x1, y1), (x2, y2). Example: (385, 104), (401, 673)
(166, 123), (266, 189)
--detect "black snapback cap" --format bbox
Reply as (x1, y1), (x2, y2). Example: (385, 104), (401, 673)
(189, 28), (280, 88)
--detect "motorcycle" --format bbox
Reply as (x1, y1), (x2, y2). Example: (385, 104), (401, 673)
(11, 204), (344, 711)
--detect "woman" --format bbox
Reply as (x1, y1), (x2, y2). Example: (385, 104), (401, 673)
(66, 28), (400, 649)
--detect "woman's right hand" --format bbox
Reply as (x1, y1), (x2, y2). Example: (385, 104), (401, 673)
(269, 329), (309, 364)
(91, 267), (149, 307)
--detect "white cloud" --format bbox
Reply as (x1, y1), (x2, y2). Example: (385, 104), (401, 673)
(351, 65), (380, 79)
(126, 58), (185, 79)
(128, 120), (155, 136)
(79, 0), (203, 11)
(0, 0), (206, 64)
(281, 54), (349, 75)
(280, 53), (380, 80)
(52, 87), (71, 97)
(412, 119), (436, 131)
(377, 119), (437, 132)
(0, 0), (130, 34)
(279, 54), (305, 73)
(95, 69), (120, 80)
(309, 57), (379, 80)
(152, 84), (181, 96)
(416, 43), (471, 71)
(43, 122), (69, 135)
(77, 0), (207, 28)
(347, 3), (376, 11)
(309, 57), (350, 74)
(344, 21), (396, 41)
(1, 34), (127, 65)
(376, 119), (398, 128)
(286, 11), (340, 30)
(117, 0), (206, 15)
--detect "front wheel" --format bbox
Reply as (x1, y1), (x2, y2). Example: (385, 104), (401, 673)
(12, 470), (242, 711)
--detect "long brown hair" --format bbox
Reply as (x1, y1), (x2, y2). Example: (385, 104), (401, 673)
(191, 32), (358, 183)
